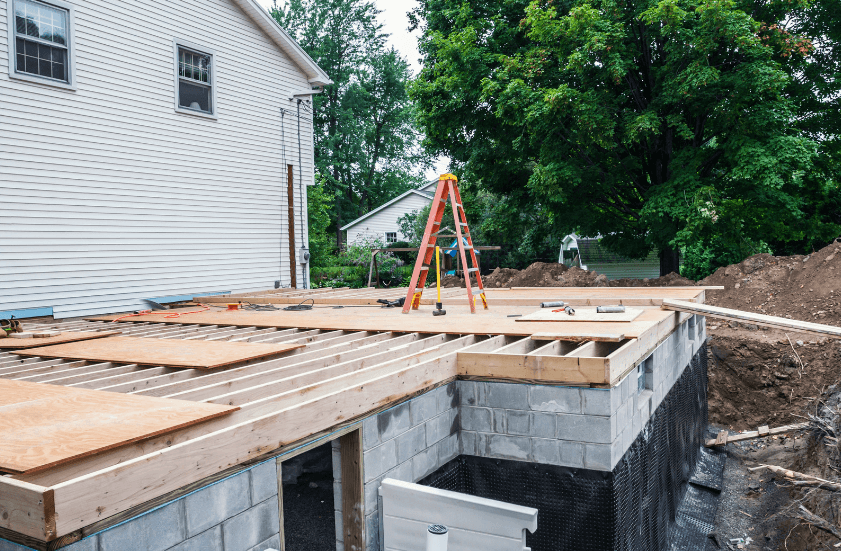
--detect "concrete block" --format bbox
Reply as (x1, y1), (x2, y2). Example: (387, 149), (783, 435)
(221, 496), (280, 551)
(486, 434), (530, 461)
(426, 410), (451, 445)
(409, 390), (438, 426)
(583, 443), (612, 471)
(250, 460), (279, 505)
(530, 438), (560, 465)
(460, 430), (477, 455)
(528, 386), (581, 413)
(492, 409), (507, 433)
(411, 447), (438, 480)
(531, 412), (556, 439)
(581, 387), (621, 416)
(506, 409), (529, 435)
(558, 441), (585, 469)
(334, 509), (344, 543)
(247, 534), (281, 551)
(458, 380), (477, 406)
(56, 536), (98, 551)
(366, 511), (380, 551)
(365, 475), (384, 516)
(99, 499), (186, 551)
(332, 445), (342, 481)
(184, 470), (251, 537)
(167, 526), (223, 551)
(438, 382), (459, 411)
(556, 413), (613, 444)
(484, 382), (528, 409)
(460, 406), (492, 433)
(333, 480), (342, 514)
(437, 432), (458, 466)
(378, 402), (411, 442)
(0, 539), (38, 551)
(396, 424), (426, 464)
(362, 414), (380, 450)
(364, 438), (397, 483)
(620, 373), (631, 404)
(392, 458), (414, 483)
(336, 541), (345, 551)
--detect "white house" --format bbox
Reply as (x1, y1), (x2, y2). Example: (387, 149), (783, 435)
(560, 234), (660, 279)
(340, 179), (437, 244)
(0, 0), (331, 318)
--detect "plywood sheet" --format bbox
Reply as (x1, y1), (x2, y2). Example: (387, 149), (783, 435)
(13, 336), (304, 369)
(516, 308), (643, 322)
(0, 331), (119, 349)
(0, 379), (237, 474)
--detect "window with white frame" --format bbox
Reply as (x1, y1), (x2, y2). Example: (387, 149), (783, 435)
(386, 232), (398, 244)
(12, 0), (71, 83)
(176, 45), (213, 115)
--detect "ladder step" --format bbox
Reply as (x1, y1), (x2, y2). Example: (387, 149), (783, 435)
(467, 268), (479, 273)
(419, 266), (429, 271)
(459, 223), (468, 226)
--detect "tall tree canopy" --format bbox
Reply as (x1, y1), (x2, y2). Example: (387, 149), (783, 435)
(409, 0), (841, 276)
(273, 0), (431, 249)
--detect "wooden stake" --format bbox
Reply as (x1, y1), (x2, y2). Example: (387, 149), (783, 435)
(340, 428), (365, 551)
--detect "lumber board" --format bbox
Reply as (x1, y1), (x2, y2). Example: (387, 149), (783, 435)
(531, 332), (625, 342)
(0, 477), (54, 541)
(456, 352), (607, 384)
(661, 299), (841, 340)
(516, 307), (643, 322)
(0, 379), (237, 474)
(12, 337), (304, 369)
(704, 422), (810, 447)
(0, 331), (119, 349)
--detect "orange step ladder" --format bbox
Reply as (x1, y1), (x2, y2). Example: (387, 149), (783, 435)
(403, 174), (488, 314)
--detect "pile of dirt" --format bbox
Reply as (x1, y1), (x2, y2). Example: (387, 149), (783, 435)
(700, 240), (841, 327)
(441, 262), (695, 288)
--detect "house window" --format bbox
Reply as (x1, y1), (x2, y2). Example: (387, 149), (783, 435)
(386, 232), (397, 244)
(12, 0), (71, 83)
(176, 45), (213, 115)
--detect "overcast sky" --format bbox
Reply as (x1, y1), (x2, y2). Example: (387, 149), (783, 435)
(257, 0), (449, 180)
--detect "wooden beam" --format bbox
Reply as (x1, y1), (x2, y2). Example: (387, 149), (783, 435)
(340, 429), (365, 551)
(661, 299), (841, 339)
(704, 422), (809, 447)
(0, 477), (55, 541)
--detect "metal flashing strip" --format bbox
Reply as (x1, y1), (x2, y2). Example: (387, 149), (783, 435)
(0, 306), (54, 320)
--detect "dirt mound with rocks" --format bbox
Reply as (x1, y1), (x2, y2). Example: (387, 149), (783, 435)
(441, 262), (695, 288)
(700, 239), (841, 326)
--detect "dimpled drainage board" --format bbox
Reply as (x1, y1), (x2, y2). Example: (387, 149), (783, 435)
(419, 346), (710, 551)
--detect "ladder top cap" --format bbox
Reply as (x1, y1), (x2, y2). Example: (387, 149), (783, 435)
(439, 173), (458, 182)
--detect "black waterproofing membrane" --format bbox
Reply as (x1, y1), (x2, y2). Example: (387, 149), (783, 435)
(420, 345), (710, 551)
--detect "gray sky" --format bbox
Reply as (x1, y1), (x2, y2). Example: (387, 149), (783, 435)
(257, 0), (449, 180)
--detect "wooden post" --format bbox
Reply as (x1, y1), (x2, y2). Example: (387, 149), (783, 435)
(287, 165), (297, 288)
(340, 428), (365, 551)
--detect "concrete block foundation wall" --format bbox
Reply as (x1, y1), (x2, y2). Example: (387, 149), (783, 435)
(0, 459), (281, 551)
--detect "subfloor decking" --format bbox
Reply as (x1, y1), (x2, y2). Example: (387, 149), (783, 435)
(0, 287), (706, 547)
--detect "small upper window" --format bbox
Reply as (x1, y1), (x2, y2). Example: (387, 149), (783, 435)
(386, 232), (398, 244)
(13, 0), (70, 83)
(177, 46), (213, 115)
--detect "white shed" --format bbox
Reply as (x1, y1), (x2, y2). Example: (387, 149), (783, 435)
(0, 0), (331, 318)
(341, 180), (437, 245)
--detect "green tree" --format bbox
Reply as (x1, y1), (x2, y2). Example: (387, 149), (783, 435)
(410, 0), (841, 277)
(272, 1), (431, 250)
(306, 180), (337, 267)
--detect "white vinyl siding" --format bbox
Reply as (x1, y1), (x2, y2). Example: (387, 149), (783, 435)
(585, 263), (661, 281)
(345, 193), (432, 245)
(0, 0), (317, 318)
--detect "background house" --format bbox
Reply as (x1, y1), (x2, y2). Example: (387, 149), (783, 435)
(0, 0), (331, 318)
(560, 234), (661, 279)
(341, 180), (437, 244)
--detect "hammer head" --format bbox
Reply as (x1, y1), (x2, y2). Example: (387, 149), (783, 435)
(432, 309), (447, 316)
